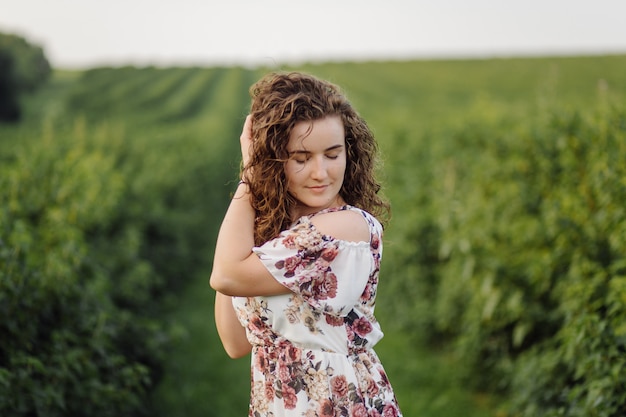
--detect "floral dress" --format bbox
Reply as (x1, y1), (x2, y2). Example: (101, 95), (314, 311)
(232, 205), (402, 417)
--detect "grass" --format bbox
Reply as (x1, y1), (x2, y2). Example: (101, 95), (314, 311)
(151, 271), (251, 417)
(376, 330), (503, 417)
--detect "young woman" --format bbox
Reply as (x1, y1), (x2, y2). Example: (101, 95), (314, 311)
(210, 72), (402, 417)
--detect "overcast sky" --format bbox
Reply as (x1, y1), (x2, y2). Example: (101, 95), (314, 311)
(1, 0), (625, 68)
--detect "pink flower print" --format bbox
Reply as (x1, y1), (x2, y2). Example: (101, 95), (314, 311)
(282, 233), (297, 249)
(255, 349), (269, 373)
(311, 271), (338, 300)
(382, 403), (399, 417)
(267, 345), (280, 361)
(331, 375), (349, 398)
(378, 368), (390, 387)
(286, 344), (302, 362)
(321, 245), (339, 262)
(366, 378), (379, 396)
(368, 409), (382, 417)
(249, 317), (266, 333)
(352, 317), (373, 337)
(284, 255), (301, 274)
(278, 362), (290, 381)
(319, 399), (335, 417)
(282, 384), (298, 409)
(265, 381), (275, 401)
(346, 325), (355, 342)
(361, 282), (373, 301)
(370, 234), (380, 250)
(325, 314), (344, 327)
(351, 402), (368, 417)
(275, 255), (302, 278)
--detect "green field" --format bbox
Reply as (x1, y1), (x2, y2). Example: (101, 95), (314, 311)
(2, 55), (625, 416)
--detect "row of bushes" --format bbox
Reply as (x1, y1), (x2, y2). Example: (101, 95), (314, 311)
(383, 99), (625, 416)
(0, 65), (250, 415)
(0, 121), (162, 415)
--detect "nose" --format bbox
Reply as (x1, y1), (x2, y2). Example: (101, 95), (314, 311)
(310, 156), (328, 180)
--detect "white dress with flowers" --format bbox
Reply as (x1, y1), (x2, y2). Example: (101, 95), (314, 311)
(232, 205), (402, 417)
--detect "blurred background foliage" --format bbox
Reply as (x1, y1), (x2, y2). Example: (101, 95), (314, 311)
(0, 32), (51, 122)
(1, 30), (625, 416)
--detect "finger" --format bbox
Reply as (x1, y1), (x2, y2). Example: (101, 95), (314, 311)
(241, 115), (253, 141)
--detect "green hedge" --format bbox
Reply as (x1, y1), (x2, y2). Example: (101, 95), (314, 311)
(0, 122), (160, 415)
(0, 65), (251, 416)
(385, 101), (626, 416)
(0, 117), (223, 415)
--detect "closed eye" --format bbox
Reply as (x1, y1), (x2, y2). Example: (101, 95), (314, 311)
(291, 153), (310, 164)
(289, 146), (343, 163)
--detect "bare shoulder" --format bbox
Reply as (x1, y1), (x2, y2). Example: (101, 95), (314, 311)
(309, 209), (370, 243)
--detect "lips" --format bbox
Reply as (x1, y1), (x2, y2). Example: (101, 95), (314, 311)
(307, 185), (328, 192)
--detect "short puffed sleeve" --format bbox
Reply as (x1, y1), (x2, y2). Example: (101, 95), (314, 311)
(252, 219), (373, 316)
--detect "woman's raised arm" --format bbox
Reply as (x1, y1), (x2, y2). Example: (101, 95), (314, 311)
(209, 116), (290, 296)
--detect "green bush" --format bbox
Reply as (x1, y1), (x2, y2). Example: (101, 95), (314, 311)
(504, 108), (626, 416)
(0, 65), (252, 416)
(0, 31), (51, 122)
(0, 50), (21, 121)
(0, 124), (160, 416)
(389, 102), (626, 416)
(0, 31), (51, 92)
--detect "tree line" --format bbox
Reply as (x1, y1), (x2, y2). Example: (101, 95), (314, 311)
(0, 31), (51, 122)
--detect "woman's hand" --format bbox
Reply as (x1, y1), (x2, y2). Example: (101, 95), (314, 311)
(240, 115), (253, 168)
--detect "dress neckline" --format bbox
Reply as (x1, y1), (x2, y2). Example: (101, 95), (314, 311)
(306, 204), (354, 219)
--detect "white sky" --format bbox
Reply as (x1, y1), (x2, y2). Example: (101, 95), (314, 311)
(1, 0), (625, 68)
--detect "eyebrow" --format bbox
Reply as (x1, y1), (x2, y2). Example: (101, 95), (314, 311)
(288, 144), (344, 155)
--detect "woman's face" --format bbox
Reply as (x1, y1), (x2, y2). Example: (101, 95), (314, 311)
(285, 115), (347, 218)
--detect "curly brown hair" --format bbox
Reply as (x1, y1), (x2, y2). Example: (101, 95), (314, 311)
(243, 71), (390, 245)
